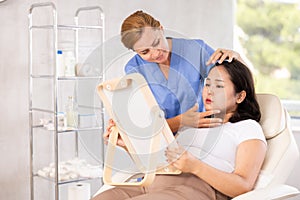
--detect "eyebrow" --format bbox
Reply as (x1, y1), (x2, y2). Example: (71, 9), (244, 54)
(152, 38), (160, 47)
(135, 47), (149, 53)
(206, 77), (224, 82)
(135, 39), (158, 53)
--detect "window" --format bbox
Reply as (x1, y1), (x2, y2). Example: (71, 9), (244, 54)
(235, 0), (300, 122)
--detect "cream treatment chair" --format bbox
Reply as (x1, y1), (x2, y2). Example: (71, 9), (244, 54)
(232, 93), (299, 199)
(97, 73), (180, 187)
(95, 73), (300, 199)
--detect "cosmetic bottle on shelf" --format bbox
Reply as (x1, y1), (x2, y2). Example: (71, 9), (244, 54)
(65, 96), (78, 128)
(56, 50), (65, 77)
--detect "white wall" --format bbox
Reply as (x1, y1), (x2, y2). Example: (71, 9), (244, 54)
(2, 0), (298, 200)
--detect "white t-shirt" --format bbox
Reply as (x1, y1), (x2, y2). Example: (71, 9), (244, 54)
(176, 120), (267, 173)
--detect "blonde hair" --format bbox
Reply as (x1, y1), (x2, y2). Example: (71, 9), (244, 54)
(121, 11), (161, 49)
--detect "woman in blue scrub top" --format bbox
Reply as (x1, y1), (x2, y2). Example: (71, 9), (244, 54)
(105, 10), (245, 139)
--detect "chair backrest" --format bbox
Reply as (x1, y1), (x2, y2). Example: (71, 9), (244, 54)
(254, 94), (299, 189)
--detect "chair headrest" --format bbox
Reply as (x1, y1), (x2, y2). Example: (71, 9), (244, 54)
(256, 94), (286, 139)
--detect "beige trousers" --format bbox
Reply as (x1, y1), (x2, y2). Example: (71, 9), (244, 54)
(92, 173), (230, 200)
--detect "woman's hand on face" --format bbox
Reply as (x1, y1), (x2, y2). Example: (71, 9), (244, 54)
(206, 48), (242, 66)
(103, 119), (126, 147)
(181, 104), (222, 128)
(165, 146), (198, 173)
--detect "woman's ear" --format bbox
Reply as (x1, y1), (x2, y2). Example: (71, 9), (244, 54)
(236, 90), (246, 104)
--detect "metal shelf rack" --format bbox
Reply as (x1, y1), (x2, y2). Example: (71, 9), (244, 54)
(28, 2), (105, 200)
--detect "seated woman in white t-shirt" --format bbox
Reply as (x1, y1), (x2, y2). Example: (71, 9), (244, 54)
(93, 60), (267, 200)
(166, 59), (267, 198)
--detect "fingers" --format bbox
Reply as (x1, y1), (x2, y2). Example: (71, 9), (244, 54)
(197, 110), (222, 128)
(103, 119), (116, 145)
(103, 130), (110, 145)
(200, 110), (221, 118)
(117, 139), (126, 147)
(108, 118), (116, 126)
(217, 48), (232, 64)
(182, 108), (222, 128)
(206, 48), (240, 65)
(197, 120), (222, 128)
(106, 119), (116, 133)
(215, 48), (228, 64)
(165, 149), (178, 162)
(165, 146), (184, 163)
(206, 48), (223, 65)
(103, 128), (126, 147)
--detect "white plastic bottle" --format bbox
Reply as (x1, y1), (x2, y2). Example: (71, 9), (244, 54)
(56, 50), (65, 77)
(65, 96), (78, 128)
(64, 51), (76, 76)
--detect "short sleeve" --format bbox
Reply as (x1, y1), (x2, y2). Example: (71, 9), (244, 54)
(234, 120), (267, 146)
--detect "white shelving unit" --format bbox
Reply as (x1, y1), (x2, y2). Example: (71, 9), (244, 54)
(28, 2), (105, 199)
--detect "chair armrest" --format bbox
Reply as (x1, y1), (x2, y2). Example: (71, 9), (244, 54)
(232, 184), (300, 200)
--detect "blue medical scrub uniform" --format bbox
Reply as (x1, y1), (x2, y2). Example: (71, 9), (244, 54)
(125, 38), (214, 120)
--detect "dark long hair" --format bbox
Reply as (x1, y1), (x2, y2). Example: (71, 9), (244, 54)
(215, 60), (261, 123)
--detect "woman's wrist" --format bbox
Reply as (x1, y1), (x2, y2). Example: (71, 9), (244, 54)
(190, 158), (204, 177)
(167, 114), (182, 133)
